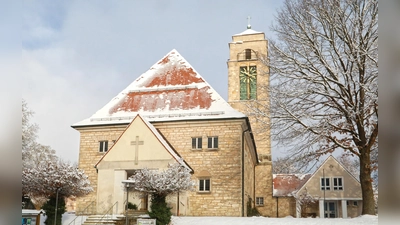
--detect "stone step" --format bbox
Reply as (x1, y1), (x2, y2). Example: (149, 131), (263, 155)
(126, 210), (148, 217)
(81, 214), (121, 225)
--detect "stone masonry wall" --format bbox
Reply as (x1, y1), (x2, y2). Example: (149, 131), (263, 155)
(153, 119), (257, 216)
(75, 118), (257, 217)
(75, 125), (127, 215)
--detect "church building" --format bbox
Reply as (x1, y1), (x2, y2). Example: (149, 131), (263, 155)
(72, 26), (273, 217)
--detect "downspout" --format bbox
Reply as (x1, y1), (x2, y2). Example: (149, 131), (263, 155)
(177, 192), (180, 216)
(253, 164), (256, 213)
(276, 197), (279, 217)
(242, 128), (250, 217)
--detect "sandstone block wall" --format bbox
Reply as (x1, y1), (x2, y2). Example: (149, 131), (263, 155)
(75, 125), (127, 214)
(75, 118), (258, 217)
(154, 119), (257, 216)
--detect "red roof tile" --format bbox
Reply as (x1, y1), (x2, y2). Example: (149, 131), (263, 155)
(273, 174), (312, 197)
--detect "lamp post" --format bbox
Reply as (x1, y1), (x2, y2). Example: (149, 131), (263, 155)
(125, 183), (130, 225)
(54, 187), (61, 225)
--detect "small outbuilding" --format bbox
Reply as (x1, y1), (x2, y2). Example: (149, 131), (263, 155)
(22, 209), (45, 225)
(273, 155), (363, 218)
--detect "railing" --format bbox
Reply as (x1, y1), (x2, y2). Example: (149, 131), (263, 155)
(94, 201), (119, 225)
(68, 201), (95, 225)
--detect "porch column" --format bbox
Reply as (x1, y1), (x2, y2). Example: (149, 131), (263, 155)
(319, 199), (324, 218)
(341, 200), (347, 218)
(296, 199), (301, 218)
(114, 170), (127, 214)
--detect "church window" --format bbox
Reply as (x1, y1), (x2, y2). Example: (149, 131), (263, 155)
(207, 136), (218, 149)
(199, 179), (210, 192)
(99, 141), (108, 153)
(192, 137), (202, 149)
(240, 66), (257, 100)
(256, 197), (264, 206)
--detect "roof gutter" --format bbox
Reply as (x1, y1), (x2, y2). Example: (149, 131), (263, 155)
(71, 116), (249, 129)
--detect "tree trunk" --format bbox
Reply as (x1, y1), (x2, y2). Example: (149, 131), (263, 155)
(359, 149), (376, 215)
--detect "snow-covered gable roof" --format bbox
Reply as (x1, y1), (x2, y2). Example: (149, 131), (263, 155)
(95, 114), (192, 171)
(73, 49), (245, 127)
(273, 174), (312, 197)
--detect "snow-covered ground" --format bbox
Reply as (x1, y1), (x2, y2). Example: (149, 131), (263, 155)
(61, 213), (377, 225)
(170, 215), (378, 225)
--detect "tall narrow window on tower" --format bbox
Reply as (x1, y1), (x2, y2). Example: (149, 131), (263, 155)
(239, 66), (257, 100)
(245, 49), (252, 59)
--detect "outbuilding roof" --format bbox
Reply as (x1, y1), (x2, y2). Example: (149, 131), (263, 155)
(273, 174), (312, 197)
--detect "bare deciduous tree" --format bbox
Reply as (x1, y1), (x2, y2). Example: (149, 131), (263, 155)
(272, 153), (321, 174)
(250, 0), (378, 215)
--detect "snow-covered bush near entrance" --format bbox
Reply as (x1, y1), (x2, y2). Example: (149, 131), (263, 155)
(127, 161), (195, 196)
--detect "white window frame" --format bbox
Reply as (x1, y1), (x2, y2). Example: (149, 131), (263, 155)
(353, 201), (358, 206)
(198, 178), (211, 192)
(207, 136), (218, 149)
(192, 137), (202, 150)
(99, 140), (108, 153)
(320, 177), (331, 190)
(256, 197), (264, 206)
(333, 177), (343, 190)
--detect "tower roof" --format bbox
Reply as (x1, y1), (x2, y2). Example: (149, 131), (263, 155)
(73, 49), (246, 127)
(233, 28), (263, 36)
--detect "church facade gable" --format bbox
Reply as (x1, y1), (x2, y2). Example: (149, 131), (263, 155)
(95, 114), (187, 214)
(95, 114), (189, 170)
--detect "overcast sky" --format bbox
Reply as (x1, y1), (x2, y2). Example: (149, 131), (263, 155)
(22, 0), (285, 163)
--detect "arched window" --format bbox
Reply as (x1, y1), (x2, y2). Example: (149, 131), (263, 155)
(237, 49), (258, 61)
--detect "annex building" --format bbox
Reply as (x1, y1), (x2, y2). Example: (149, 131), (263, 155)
(72, 26), (274, 217)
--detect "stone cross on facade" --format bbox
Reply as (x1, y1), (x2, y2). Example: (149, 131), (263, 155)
(131, 136), (144, 165)
(247, 16), (251, 29)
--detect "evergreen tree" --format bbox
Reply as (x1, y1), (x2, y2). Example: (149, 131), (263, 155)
(42, 196), (65, 225)
(127, 162), (194, 224)
(148, 194), (172, 225)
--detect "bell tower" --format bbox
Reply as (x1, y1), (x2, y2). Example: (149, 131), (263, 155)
(227, 23), (274, 216)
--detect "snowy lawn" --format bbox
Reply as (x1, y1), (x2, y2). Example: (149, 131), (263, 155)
(170, 215), (378, 225)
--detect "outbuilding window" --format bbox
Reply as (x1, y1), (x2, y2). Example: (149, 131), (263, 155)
(321, 177), (331, 190)
(333, 177), (343, 190)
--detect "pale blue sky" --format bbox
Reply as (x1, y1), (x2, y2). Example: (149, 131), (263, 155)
(22, 0), (285, 163)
